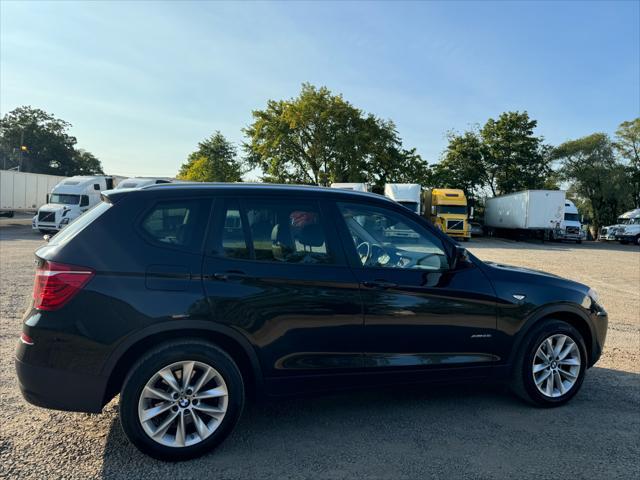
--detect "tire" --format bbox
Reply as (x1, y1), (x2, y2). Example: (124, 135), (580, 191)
(576, 240), (582, 244)
(511, 320), (587, 407)
(119, 340), (245, 461)
(636, 235), (640, 246)
(462, 237), (469, 242)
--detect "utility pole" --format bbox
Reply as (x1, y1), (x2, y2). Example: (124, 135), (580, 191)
(19, 128), (25, 171)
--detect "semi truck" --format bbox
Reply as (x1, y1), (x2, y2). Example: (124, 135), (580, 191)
(32, 175), (122, 233)
(614, 208), (640, 245)
(484, 190), (566, 239)
(0, 170), (68, 217)
(384, 184), (421, 214)
(421, 188), (471, 241)
(551, 199), (585, 243)
(599, 208), (640, 244)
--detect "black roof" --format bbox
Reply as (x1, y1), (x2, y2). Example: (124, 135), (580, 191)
(137, 182), (389, 202)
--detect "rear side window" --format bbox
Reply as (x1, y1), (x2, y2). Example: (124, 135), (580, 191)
(141, 199), (210, 252)
(215, 198), (332, 264)
(48, 202), (112, 246)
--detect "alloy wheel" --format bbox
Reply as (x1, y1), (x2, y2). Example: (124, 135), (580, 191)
(532, 334), (582, 398)
(137, 360), (228, 447)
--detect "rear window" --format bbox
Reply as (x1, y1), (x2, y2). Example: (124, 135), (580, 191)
(48, 202), (112, 246)
(140, 199), (210, 252)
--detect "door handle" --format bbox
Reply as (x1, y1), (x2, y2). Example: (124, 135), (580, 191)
(361, 280), (398, 289)
(212, 271), (248, 281)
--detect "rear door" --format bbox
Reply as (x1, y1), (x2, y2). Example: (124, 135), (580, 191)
(201, 195), (364, 393)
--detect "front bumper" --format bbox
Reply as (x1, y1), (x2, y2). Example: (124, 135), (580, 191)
(15, 356), (107, 413)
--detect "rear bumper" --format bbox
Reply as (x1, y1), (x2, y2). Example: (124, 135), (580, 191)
(15, 355), (107, 413)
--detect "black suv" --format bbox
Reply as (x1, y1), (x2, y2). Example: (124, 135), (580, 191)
(16, 184), (608, 460)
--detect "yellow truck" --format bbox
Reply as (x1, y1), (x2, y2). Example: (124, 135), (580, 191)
(421, 188), (471, 241)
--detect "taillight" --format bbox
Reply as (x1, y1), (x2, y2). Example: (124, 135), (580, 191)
(32, 261), (95, 311)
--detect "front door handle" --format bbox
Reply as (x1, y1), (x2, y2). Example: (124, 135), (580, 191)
(212, 271), (248, 281)
(361, 280), (398, 289)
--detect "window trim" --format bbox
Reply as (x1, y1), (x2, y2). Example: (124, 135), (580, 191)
(135, 197), (213, 254)
(333, 200), (452, 273)
(207, 195), (343, 267)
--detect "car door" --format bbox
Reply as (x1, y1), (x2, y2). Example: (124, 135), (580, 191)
(201, 195), (364, 393)
(334, 200), (498, 379)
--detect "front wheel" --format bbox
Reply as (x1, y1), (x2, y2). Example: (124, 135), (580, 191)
(119, 340), (245, 460)
(511, 320), (587, 407)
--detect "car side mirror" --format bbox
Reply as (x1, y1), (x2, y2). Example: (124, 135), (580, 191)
(450, 245), (471, 270)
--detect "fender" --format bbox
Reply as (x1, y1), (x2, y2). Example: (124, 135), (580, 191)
(503, 301), (596, 368)
(100, 319), (264, 390)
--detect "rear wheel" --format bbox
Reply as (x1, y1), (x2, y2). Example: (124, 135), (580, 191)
(511, 320), (587, 407)
(119, 340), (244, 460)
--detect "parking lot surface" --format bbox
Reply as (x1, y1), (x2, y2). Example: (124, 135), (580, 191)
(1, 215), (638, 479)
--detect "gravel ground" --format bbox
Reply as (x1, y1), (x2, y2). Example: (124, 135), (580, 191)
(1, 215), (638, 480)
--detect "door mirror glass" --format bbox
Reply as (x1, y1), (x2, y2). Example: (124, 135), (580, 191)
(451, 245), (472, 270)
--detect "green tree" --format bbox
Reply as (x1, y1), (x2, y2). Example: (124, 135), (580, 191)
(0, 106), (103, 175)
(432, 130), (488, 197)
(480, 111), (551, 195)
(554, 133), (633, 231)
(614, 118), (640, 207)
(178, 131), (243, 182)
(243, 83), (427, 187)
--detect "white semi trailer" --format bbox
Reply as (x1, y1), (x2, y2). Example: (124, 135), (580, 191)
(0, 170), (68, 217)
(485, 190), (566, 238)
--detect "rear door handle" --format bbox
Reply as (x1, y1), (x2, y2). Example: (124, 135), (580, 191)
(212, 271), (248, 281)
(361, 280), (398, 289)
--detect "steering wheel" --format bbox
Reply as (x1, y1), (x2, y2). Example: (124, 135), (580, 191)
(356, 241), (372, 265)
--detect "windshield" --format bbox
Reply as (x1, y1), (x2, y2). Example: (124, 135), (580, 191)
(398, 201), (419, 213)
(49, 193), (80, 205)
(564, 213), (580, 222)
(437, 205), (467, 215)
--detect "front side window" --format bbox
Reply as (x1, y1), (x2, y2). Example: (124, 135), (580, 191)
(141, 199), (209, 251)
(338, 202), (448, 271)
(216, 198), (332, 264)
(50, 193), (80, 205)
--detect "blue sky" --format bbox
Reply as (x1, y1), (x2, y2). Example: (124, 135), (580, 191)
(1, 0), (638, 178)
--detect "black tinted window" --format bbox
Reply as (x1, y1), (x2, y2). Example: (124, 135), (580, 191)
(141, 199), (209, 251)
(216, 198), (332, 264)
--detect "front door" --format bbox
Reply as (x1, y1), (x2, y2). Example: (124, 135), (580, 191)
(334, 201), (498, 378)
(202, 195), (364, 393)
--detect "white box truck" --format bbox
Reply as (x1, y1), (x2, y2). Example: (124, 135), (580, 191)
(384, 184), (422, 214)
(485, 190), (565, 237)
(32, 175), (122, 233)
(0, 170), (68, 217)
